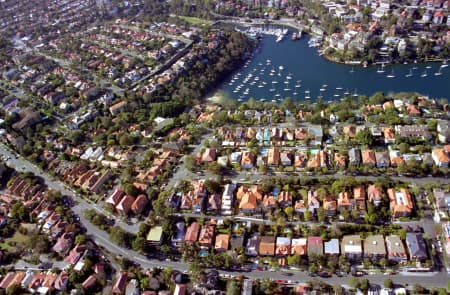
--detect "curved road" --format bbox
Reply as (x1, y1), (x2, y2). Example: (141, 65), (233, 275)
(1, 143), (449, 288)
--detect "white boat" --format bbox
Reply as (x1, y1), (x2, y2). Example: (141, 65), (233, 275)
(271, 100), (277, 103)
(275, 94), (281, 97)
(376, 64), (385, 73)
(336, 86), (343, 90)
(279, 65), (284, 70)
(426, 65), (432, 69)
(272, 81), (278, 84)
(284, 88), (291, 91)
(305, 90), (310, 94)
(284, 81), (289, 84)
(319, 88), (326, 92)
(334, 94), (340, 97)
(276, 34), (284, 43)
(386, 69), (395, 78)
(295, 84), (301, 88)
(293, 92), (298, 95)
(322, 84), (328, 88)
(441, 64), (448, 68)
(405, 68), (413, 78)
(434, 68), (442, 76)
(305, 95), (311, 99)
(421, 70), (428, 78)
(350, 67), (354, 73)
(269, 88), (276, 92)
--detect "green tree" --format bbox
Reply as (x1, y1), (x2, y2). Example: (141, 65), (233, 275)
(226, 280), (241, 295)
(355, 129), (374, 146)
(349, 277), (360, 289)
(360, 278), (369, 292)
(384, 278), (394, 289)
(132, 236), (147, 253)
(109, 226), (128, 247)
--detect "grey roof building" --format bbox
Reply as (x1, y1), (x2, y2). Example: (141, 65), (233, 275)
(406, 233), (428, 261)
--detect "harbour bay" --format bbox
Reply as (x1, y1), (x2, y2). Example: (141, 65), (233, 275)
(215, 29), (450, 102)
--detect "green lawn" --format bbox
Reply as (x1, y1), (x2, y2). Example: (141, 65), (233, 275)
(0, 223), (35, 250)
(1, 232), (30, 250)
(178, 16), (213, 26)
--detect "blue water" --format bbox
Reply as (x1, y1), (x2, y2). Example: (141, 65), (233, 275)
(217, 31), (450, 102)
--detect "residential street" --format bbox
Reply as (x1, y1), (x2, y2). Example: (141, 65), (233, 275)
(1, 142), (449, 287)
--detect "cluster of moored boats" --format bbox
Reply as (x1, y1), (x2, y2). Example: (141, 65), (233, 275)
(239, 26), (302, 43)
(374, 60), (448, 78)
(228, 59), (359, 103)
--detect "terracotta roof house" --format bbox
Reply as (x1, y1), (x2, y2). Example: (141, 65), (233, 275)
(174, 284), (187, 295)
(383, 127), (396, 144)
(131, 195), (148, 215)
(184, 222), (200, 244)
(295, 128), (308, 140)
(109, 100), (127, 116)
(215, 234), (229, 252)
(198, 224), (215, 247)
(354, 186), (366, 213)
(116, 195), (135, 215)
(277, 191), (293, 207)
(245, 234), (260, 256)
(0, 272), (16, 289)
(375, 151), (390, 168)
(54, 271), (69, 291)
(364, 235), (387, 260)
(294, 153), (307, 169)
(407, 104), (421, 116)
(262, 195), (276, 210)
(82, 274), (97, 290)
(307, 190), (320, 213)
(65, 244), (86, 265)
(275, 237), (291, 256)
(236, 185), (262, 201)
(361, 149), (376, 166)
(267, 147), (280, 167)
(307, 236), (323, 256)
(241, 151), (255, 169)
(323, 196), (337, 216)
(341, 235), (362, 260)
(206, 193), (221, 212)
(343, 125), (356, 138)
(52, 232), (74, 253)
(291, 238), (307, 255)
(239, 193), (258, 213)
(388, 188), (413, 218)
(406, 233), (428, 261)
(337, 192), (352, 211)
(105, 188), (125, 206)
(385, 235), (407, 263)
(432, 149), (450, 167)
(334, 152), (346, 168)
(324, 239), (340, 256)
(294, 200), (307, 213)
(201, 148), (217, 162)
(368, 185), (383, 207)
(259, 236), (275, 256)
(112, 272), (128, 294)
